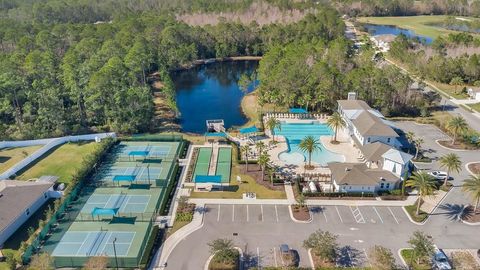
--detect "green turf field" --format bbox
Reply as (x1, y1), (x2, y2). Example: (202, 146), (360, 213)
(193, 147), (212, 179)
(0, 145), (42, 174)
(215, 147), (232, 183)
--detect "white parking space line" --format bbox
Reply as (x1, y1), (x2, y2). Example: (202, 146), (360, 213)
(257, 247), (261, 267)
(232, 205), (235, 222)
(335, 206), (344, 223)
(275, 205), (279, 222)
(388, 207), (399, 224)
(322, 209), (328, 223)
(373, 207), (384, 224)
(246, 205), (249, 222)
(273, 247), (278, 267)
(349, 206), (365, 224)
(217, 204), (221, 222)
(261, 205), (264, 222)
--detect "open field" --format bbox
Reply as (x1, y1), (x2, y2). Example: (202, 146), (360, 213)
(0, 145), (42, 174)
(17, 142), (98, 184)
(357, 15), (478, 38)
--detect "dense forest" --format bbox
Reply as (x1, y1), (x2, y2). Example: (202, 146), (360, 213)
(256, 40), (434, 117)
(389, 33), (480, 85)
(0, 1), (344, 140)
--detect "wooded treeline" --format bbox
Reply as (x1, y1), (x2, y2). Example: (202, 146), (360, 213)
(389, 34), (480, 85)
(334, 0), (480, 17)
(0, 4), (344, 139)
(257, 41), (434, 117)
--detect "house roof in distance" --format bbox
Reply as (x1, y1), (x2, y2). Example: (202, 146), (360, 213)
(328, 162), (398, 186)
(0, 180), (55, 234)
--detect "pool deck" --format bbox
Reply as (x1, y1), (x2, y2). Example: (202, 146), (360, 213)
(259, 117), (362, 177)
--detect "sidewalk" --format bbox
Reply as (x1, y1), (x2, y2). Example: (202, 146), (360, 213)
(188, 194), (418, 207)
(150, 204), (206, 270)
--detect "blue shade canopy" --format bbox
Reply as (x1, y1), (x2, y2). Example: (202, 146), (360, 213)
(113, 175), (136, 182)
(239, 126), (258, 134)
(91, 207), (118, 216)
(194, 175), (222, 184)
(204, 132), (227, 137)
(289, 108), (308, 114)
(129, 150), (149, 156)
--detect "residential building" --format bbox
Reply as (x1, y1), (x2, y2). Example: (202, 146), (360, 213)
(0, 176), (59, 246)
(337, 98), (400, 147)
(467, 88), (480, 101)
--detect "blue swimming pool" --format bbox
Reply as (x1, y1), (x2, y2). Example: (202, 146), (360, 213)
(274, 121), (344, 166)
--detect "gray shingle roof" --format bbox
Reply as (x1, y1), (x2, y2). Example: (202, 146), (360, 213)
(328, 162), (399, 186)
(351, 111), (399, 137)
(0, 180), (53, 234)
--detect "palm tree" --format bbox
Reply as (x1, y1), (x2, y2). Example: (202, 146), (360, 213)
(406, 131), (415, 154)
(462, 174), (480, 212)
(446, 116), (468, 145)
(257, 153), (270, 181)
(326, 112), (346, 143)
(413, 137), (424, 160)
(449, 76), (463, 94)
(241, 144), (250, 172)
(439, 153), (462, 186)
(406, 171), (436, 216)
(255, 141), (266, 156)
(266, 117), (281, 142)
(298, 136), (321, 168)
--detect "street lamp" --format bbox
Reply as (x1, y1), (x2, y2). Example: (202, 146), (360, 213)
(113, 237), (119, 270)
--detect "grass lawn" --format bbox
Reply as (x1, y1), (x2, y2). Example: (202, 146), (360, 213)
(0, 145), (42, 174)
(17, 142), (98, 184)
(357, 15), (478, 39)
(240, 91), (281, 128)
(400, 249), (432, 270)
(468, 103), (480, 112)
(190, 165), (286, 199)
(404, 204), (428, 223)
(429, 81), (470, 99)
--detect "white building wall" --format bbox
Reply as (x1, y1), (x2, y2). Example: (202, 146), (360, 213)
(382, 159), (408, 177)
(0, 191), (51, 245)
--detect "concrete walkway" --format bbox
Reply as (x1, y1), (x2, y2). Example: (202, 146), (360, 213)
(150, 204), (206, 270)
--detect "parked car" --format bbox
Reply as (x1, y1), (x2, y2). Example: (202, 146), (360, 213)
(428, 171), (449, 180)
(432, 246), (452, 270)
(279, 244), (299, 267)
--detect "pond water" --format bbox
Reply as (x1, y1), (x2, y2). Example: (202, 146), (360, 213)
(363, 23), (434, 44)
(172, 61), (258, 134)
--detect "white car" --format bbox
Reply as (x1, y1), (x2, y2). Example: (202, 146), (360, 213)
(432, 246), (452, 270)
(428, 171), (448, 180)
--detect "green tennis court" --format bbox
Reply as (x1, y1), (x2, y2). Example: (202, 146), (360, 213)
(193, 148), (212, 179)
(52, 231), (135, 257)
(215, 147), (232, 183)
(81, 194), (151, 214)
(99, 165), (162, 182)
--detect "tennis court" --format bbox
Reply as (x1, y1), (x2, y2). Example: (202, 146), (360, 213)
(52, 231), (135, 257)
(215, 147), (232, 183)
(99, 165), (162, 183)
(116, 142), (179, 161)
(193, 148), (212, 179)
(81, 194), (151, 214)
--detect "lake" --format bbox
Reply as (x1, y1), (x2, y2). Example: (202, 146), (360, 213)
(172, 61), (258, 134)
(363, 23), (434, 44)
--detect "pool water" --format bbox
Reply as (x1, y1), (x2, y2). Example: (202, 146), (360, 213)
(274, 122), (344, 166)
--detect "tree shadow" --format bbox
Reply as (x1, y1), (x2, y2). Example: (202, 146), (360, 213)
(336, 246), (363, 267)
(436, 203), (473, 221)
(195, 206), (211, 214)
(243, 251), (262, 269)
(309, 206), (325, 214)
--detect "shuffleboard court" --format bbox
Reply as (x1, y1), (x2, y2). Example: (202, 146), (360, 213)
(81, 194), (151, 214)
(215, 147), (232, 183)
(193, 148), (212, 180)
(52, 231), (135, 257)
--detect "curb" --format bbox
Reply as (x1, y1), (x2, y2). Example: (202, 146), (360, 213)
(465, 162), (480, 176)
(288, 205), (312, 223)
(435, 139), (473, 152)
(397, 248), (409, 268)
(461, 219), (480, 226)
(204, 247), (244, 270)
(307, 248), (315, 270)
(403, 187), (452, 226)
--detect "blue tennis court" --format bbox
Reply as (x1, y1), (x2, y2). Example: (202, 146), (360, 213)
(81, 194), (150, 213)
(100, 166), (162, 182)
(52, 231), (135, 257)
